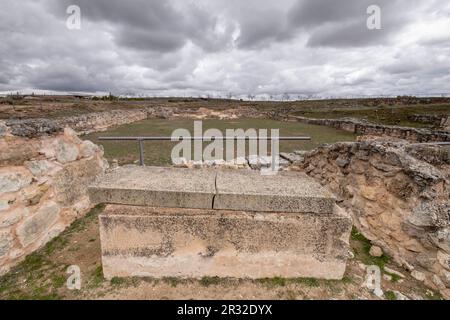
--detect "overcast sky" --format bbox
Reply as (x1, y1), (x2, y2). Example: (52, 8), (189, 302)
(1, 0), (450, 97)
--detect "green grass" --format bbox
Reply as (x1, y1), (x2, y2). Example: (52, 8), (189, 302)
(351, 227), (390, 270)
(290, 277), (320, 287)
(110, 277), (126, 286)
(84, 118), (357, 166)
(257, 277), (287, 288)
(89, 266), (104, 288)
(199, 276), (222, 287)
(385, 291), (397, 300)
(384, 271), (402, 283)
(162, 277), (183, 288)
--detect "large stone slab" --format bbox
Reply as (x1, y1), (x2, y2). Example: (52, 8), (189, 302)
(214, 170), (335, 214)
(90, 167), (336, 214)
(99, 204), (351, 280)
(89, 166), (216, 209)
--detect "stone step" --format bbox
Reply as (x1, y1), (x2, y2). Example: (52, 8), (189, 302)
(89, 166), (216, 210)
(89, 166), (335, 214)
(99, 205), (352, 280)
(214, 170), (335, 214)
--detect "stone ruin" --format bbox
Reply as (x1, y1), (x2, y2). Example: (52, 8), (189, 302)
(88, 166), (352, 280)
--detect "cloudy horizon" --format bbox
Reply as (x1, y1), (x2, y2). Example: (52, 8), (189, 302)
(1, 0), (450, 98)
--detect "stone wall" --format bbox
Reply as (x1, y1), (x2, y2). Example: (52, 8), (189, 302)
(0, 126), (108, 274)
(283, 116), (450, 142)
(407, 114), (449, 128)
(289, 137), (450, 298)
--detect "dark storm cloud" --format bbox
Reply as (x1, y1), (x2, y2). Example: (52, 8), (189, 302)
(288, 0), (415, 47)
(51, 0), (232, 53)
(1, 0), (449, 96)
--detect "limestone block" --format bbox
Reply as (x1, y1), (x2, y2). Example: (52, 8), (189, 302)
(99, 204), (352, 280)
(25, 160), (58, 177)
(437, 251), (450, 271)
(0, 137), (40, 165)
(214, 170), (335, 214)
(80, 140), (99, 158)
(0, 199), (9, 212)
(89, 166), (217, 209)
(55, 139), (79, 164)
(0, 207), (26, 228)
(54, 157), (104, 206)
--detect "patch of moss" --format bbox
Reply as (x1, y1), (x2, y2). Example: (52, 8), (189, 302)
(44, 236), (69, 255)
(199, 276), (222, 287)
(89, 266), (104, 288)
(291, 277), (320, 287)
(163, 277), (183, 288)
(110, 277), (126, 286)
(425, 290), (443, 301)
(51, 274), (67, 289)
(385, 291), (397, 300)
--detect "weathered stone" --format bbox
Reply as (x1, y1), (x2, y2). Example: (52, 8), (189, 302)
(21, 184), (49, 206)
(429, 229), (450, 254)
(0, 199), (9, 212)
(0, 207), (26, 228)
(408, 201), (449, 228)
(0, 231), (13, 257)
(411, 270), (426, 282)
(63, 127), (82, 144)
(437, 251), (450, 271)
(215, 170), (336, 214)
(54, 157), (105, 206)
(0, 137), (40, 166)
(432, 275), (446, 290)
(89, 166), (217, 209)
(25, 160), (57, 177)
(0, 121), (7, 137)
(440, 269), (450, 287)
(360, 186), (378, 201)
(80, 140), (99, 158)
(369, 245), (383, 257)
(55, 139), (79, 164)
(280, 152), (304, 164)
(0, 168), (32, 194)
(335, 156), (350, 168)
(99, 204), (352, 280)
(416, 253), (437, 270)
(16, 201), (59, 247)
(5, 118), (61, 137)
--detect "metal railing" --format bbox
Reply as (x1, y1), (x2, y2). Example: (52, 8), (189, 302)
(98, 136), (311, 166)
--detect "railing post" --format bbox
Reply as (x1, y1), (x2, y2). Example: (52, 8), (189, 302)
(138, 139), (145, 166)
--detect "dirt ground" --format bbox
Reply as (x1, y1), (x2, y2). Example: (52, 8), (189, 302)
(0, 205), (443, 300)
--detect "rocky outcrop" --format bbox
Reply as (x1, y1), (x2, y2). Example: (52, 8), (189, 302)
(288, 137), (450, 298)
(0, 128), (108, 275)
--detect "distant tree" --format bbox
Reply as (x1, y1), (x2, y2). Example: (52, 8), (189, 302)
(226, 92), (233, 100)
(282, 93), (290, 101)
